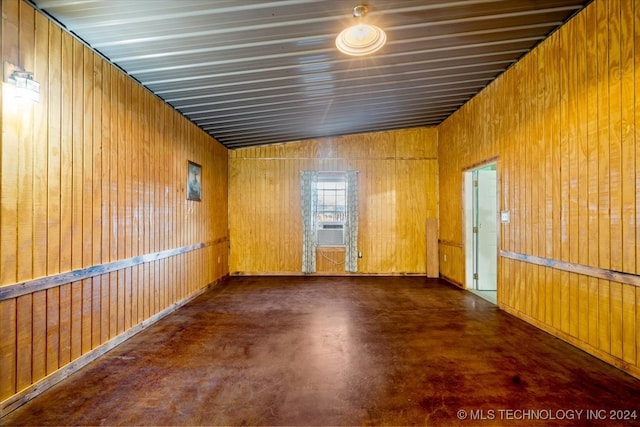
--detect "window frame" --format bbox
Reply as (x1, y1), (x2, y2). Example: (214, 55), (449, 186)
(315, 172), (347, 246)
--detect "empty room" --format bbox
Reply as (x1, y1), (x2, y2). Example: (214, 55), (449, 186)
(2, 0), (640, 425)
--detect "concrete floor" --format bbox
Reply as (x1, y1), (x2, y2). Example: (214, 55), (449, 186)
(3, 276), (640, 426)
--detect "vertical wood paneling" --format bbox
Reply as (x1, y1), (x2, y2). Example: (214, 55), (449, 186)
(229, 128), (438, 275)
(585, 2), (601, 350)
(45, 21), (62, 374)
(0, 300), (17, 398)
(16, 2), (34, 285)
(634, 0), (640, 370)
(1, 0), (229, 407)
(438, 0), (640, 379)
(1, 0), (20, 291)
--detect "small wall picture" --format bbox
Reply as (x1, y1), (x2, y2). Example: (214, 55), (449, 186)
(187, 161), (202, 201)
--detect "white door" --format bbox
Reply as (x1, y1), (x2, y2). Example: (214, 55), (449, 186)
(476, 169), (497, 291)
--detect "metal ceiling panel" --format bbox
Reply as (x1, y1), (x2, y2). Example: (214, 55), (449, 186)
(31, 0), (590, 149)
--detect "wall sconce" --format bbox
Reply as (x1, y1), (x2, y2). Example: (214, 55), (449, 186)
(4, 62), (40, 103)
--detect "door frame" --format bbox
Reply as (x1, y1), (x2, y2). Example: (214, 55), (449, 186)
(462, 159), (499, 301)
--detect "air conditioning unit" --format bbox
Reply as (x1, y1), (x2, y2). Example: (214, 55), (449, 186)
(317, 223), (345, 246)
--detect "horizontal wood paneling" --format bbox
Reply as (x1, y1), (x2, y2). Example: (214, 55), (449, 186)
(0, 0), (229, 409)
(438, 0), (640, 378)
(229, 128), (439, 275)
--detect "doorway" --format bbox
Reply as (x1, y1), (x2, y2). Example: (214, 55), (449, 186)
(464, 163), (498, 304)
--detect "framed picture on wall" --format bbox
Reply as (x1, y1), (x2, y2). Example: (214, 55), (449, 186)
(187, 161), (202, 201)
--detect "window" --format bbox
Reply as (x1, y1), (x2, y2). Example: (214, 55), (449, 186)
(316, 174), (346, 246)
(300, 170), (358, 272)
(317, 178), (346, 223)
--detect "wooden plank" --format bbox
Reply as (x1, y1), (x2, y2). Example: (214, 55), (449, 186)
(70, 281), (82, 361)
(101, 62), (111, 265)
(46, 25), (62, 280)
(545, 267), (554, 328)
(58, 284), (71, 366)
(124, 268), (132, 331)
(61, 31), (76, 378)
(0, 300), (17, 400)
(108, 66), (119, 340)
(588, 277), (599, 349)
(608, 0), (623, 273)
(17, 0), (35, 284)
(81, 278), (92, 354)
(100, 275), (109, 345)
(81, 46), (94, 354)
(123, 78), (132, 331)
(108, 272), (117, 339)
(500, 250), (640, 286)
(131, 85), (140, 324)
(575, 8), (589, 345)
(596, 0), (611, 273)
(585, 1), (600, 342)
(316, 248), (346, 274)
(59, 29), (72, 275)
(549, 32), (563, 268)
(0, 241), (215, 300)
(92, 55), (103, 348)
(15, 295), (32, 391)
(1, 0), (20, 286)
(99, 61), (113, 343)
(610, 282), (623, 359)
(71, 39), (84, 272)
(622, 284), (636, 364)
(638, 286), (640, 369)
(117, 269), (125, 334)
(620, 0), (636, 275)
(559, 18), (571, 265)
(46, 287), (60, 375)
(142, 93), (151, 320)
(598, 279), (611, 353)
(33, 12), (49, 281)
(31, 291), (47, 383)
(636, 0), (640, 277)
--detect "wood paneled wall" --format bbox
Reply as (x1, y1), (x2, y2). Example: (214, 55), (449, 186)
(0, 0), (229, 411)
(229, 128), (439, 275)
(438, 0), (640, 378)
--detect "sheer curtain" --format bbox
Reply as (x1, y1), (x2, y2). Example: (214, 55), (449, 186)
(300, 171), (318, 273)
(345, 171), (359, 272)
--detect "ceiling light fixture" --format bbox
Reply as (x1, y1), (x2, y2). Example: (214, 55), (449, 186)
(336, 4), (386, 57)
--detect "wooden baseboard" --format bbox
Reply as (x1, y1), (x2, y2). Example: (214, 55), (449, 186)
(0, 278), (225, 419)
(231, 271), (430, 277)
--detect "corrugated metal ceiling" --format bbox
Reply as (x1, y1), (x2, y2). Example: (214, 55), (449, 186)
(31, 0), (590, 149)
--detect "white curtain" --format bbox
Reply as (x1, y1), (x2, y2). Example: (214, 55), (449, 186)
(300, 171), (318, 273)
(345, 171), (358, 272)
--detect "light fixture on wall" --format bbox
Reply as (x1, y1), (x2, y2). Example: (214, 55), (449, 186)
(335, 4), (386, 57)
(4, 61), (40, 103)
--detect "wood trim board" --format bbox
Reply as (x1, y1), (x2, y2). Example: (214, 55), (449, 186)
(500, 250), (640, 287)
(0, 238), (228, 301)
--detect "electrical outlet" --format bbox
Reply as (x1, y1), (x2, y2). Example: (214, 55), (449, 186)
(358, 251), (363, 258)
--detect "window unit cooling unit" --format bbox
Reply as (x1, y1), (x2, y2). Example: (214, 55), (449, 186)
(317, 223), (345, 246)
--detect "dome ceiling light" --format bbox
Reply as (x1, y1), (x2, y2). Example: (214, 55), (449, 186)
(335, 4), (386, 57)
